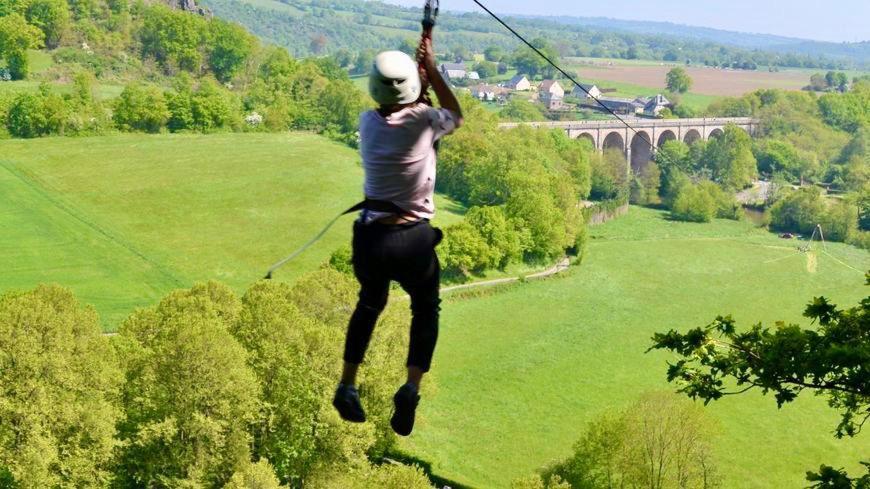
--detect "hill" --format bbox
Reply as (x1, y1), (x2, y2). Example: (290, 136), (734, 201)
(0, 132), (465, 327)
(198, 0), (867, 69)
(403, 206), (870, 487)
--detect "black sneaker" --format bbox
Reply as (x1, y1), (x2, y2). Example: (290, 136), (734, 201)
(333, 384), (366, 423)
(390, 383), (420, 436)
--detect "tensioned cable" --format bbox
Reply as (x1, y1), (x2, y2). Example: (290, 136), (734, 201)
(470, 0), (661, 153)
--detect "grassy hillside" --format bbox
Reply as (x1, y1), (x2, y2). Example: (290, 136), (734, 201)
(403, 207), (870, 487)
(0, 132), (465, 327)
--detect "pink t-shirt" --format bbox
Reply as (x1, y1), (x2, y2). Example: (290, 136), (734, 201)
(359, 103), (459, 221)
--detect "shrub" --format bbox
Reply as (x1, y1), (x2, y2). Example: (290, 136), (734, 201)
(769, 187), (827, 235)
(671, 183), (716, 222)
(6, 89), (67, 138)
(439, 221), (493, 277)
(465, 206), (525, 269)
(328, 244), (353, 275)
(113, 83), (169, 133)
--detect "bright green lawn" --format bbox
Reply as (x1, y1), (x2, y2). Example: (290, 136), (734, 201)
(403, 206), (870, 488)
(0, 132), (464, 327)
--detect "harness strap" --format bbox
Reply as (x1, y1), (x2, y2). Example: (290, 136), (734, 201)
(342, 198), (409, 216)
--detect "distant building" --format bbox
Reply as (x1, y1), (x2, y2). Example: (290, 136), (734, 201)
(467, 71), (480, 80)
(471, 84), (509, 102)
(643, 94), (672, 117)
(539, 80), (565, 110)
(571, 83), (600, 99)
(594, 97), (644, 115)
(506, 74), (531, 91)
(440, 62), (467, 80)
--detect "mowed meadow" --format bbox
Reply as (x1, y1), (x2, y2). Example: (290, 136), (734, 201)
(2, 133), (869, 487)
(403, 208), (870, 487)
(0, 132), (464, 326)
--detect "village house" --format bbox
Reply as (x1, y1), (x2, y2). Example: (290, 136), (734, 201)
(594, 97), (644, 115)
(539, 80), (565, 110)
(440, 62), (467, 81)
(470, 84), (509, 102)
(467, 71), (480, 81)
(506, 74), (531, 91)
(643, 94), (672, 117)
(571, 83), (600, 99)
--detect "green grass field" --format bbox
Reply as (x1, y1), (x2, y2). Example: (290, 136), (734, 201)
(0, 133), (464, 327)
(403, 207), (870, 487)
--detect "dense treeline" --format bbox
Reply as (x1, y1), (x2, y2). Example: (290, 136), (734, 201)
(0, 275), (434, 487)
(702, 82), (869, 247)
(199, 0), (853, 70)
(0, 0), (368, 142)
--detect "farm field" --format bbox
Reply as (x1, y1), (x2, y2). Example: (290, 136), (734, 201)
(566, 57), (822, 96)
(402, 207), (870, 487)
(0, 132), (465, 327)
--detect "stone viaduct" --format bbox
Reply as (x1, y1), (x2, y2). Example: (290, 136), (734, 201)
(499, 117), (759, 173)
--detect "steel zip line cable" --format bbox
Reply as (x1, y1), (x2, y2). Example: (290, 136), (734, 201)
(469, 0), (661, 153)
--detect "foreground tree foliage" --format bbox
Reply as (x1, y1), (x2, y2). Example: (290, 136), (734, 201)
(0, 285), (122, 487)
(0, 276), (430, 487)
(115, 282), (260, 487)
(650, 274), (870, 487)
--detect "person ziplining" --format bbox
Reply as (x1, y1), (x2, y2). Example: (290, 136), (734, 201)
(331, 1), (464, 436)
(260, 0), (691, 436)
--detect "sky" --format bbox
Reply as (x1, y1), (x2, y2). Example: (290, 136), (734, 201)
(383, 0), (870, 43)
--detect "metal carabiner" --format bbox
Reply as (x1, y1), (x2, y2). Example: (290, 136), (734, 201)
(422, 0), (439, 31)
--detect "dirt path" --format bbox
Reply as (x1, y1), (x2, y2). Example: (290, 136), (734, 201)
(440, 257), (571, 294)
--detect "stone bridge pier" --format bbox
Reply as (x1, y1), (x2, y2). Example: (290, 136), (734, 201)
(499, 117), (759, 174)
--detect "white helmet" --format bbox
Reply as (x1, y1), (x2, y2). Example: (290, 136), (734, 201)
(369, 51), (421, 106)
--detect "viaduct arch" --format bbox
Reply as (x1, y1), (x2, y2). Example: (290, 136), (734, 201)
(499, 117), (759, 174)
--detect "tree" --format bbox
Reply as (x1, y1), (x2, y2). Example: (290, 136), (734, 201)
(541, 393), (720, 489)
(484, 45), (504, 62)
(6, 87), (67, 137)
(208, 19), (255, 82)
(650, 274), (870, 487)
(309, 33), (327, 54)
(224, 459), (285, 489)
(139, 5), (206, 73)
(0, 285), (122, 487)
(439, 221), (494, 277)
(113, 83), (170, 133)
(671, 183), (716, 222)
(473, 60), (497, 79)
(231, 279), (380, 484)
(465, 205), (525, 269)
(25, 0), (69, 49)
(703, 125), (757, 189)
(499, 98), (545, 122)
(115, 282), (260, 487)
(589, 148), (629, 201)
(666, 66), (693, 94)
(0, 13), (44, 79)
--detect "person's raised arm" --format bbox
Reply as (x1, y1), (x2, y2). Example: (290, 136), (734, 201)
(422, 38), (463, 128)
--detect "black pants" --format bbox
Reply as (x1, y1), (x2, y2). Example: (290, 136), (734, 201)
(343, 219), (442, 372)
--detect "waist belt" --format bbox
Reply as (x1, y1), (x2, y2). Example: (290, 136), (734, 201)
(342, 198), (408, 216)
